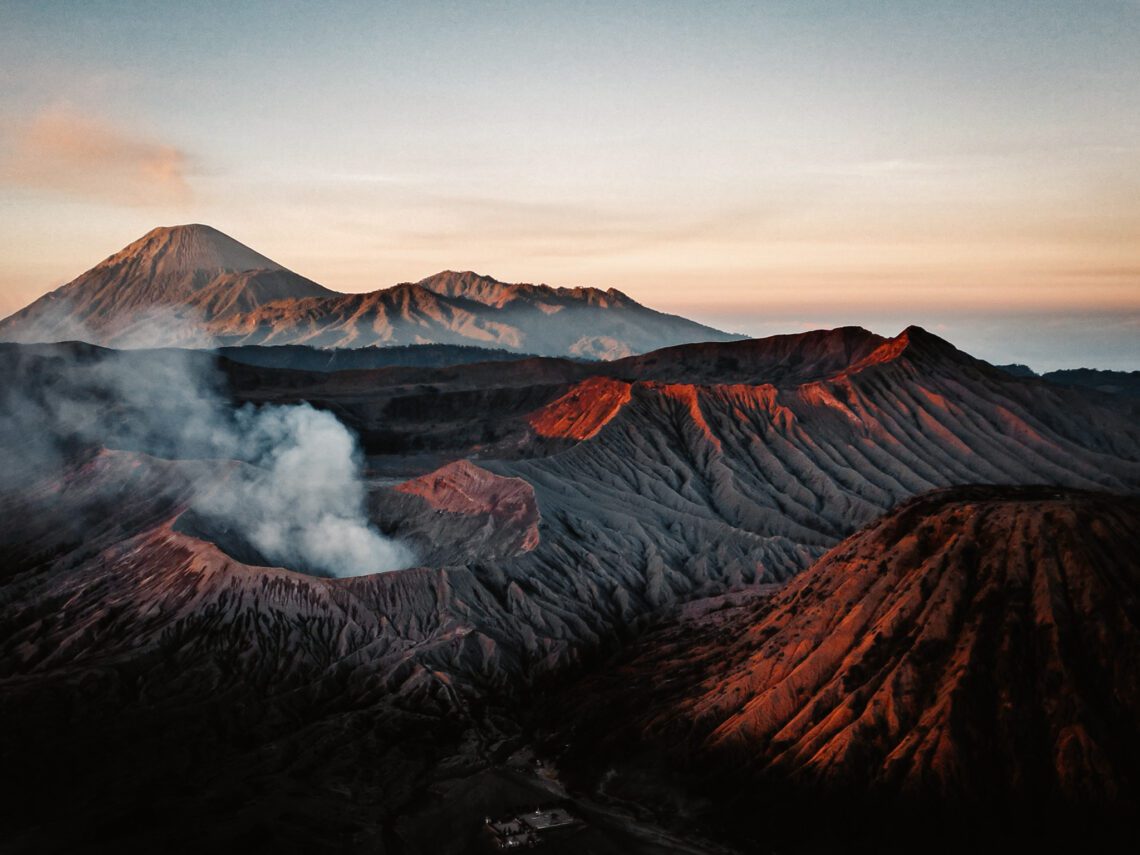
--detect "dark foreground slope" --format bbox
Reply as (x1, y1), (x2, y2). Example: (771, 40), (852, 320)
(546, 487), (1140, 852)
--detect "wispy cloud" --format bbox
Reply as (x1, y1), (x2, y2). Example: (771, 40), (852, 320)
(1, 106), (191, 206)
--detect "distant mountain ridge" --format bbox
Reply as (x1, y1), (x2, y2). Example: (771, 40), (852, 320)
(0, 224), (740, 358)
(996, 363), (1140, 398)
(414, 269), (637, 310)
(216, 343), (546, 373)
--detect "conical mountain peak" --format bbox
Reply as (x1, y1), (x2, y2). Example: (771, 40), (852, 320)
(97, 224), (285, 277)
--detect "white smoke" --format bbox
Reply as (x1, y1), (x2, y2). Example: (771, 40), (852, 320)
(0, 295), (217, 350)
(106, 305), (219, 350)
(0, 343), (416, 577)
(195, 403), (414, 576)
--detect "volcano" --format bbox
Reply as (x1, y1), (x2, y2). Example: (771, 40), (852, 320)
(0, 321), (1137, 853)
(0, 225), (740, 357)
(548, 486), (1140, 851)
(0, 225), (336, 347)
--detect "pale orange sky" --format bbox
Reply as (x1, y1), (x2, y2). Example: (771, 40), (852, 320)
(1, 1), (1138, 369)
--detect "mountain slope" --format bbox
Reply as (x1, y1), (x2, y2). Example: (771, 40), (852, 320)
(0, 225), (335, 346)
(1, 327), (1140, 851)
(546, 487), (1140, 851)
(488, 326), (1140, 600)
(605, 325), (887, 385)
(0, 226), (740, 357)
(692, 487), (1140, 800)
(203, 272), (736, 357)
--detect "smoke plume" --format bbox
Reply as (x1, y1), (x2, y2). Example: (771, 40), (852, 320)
(0, 343), (415, 577)
(194, 403), (414, 576)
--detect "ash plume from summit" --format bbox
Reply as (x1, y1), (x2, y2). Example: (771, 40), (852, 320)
(0, 342), (414, 577)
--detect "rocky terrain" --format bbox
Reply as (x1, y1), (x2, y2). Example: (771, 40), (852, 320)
(0, 322), (1138, 852)
(545, 487), (1140, 852)
(0, 225), (739, 358)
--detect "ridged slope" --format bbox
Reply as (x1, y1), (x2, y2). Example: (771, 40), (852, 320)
(416, 269), (637, 310)
(583, 487), (1140, 805)
(606, 325), (887, 385)
(494, 327), (1140, 612)
(0, 225), (335, 345)
(213, 273), (737, 358)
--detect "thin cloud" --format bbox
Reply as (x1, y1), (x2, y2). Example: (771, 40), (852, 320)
(1, 107), (191, 206)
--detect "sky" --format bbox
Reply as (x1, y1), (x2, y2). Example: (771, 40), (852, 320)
(1, 0), (1137, 370)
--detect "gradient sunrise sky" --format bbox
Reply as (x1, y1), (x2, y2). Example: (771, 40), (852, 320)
(1, 0), (1137, 370)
